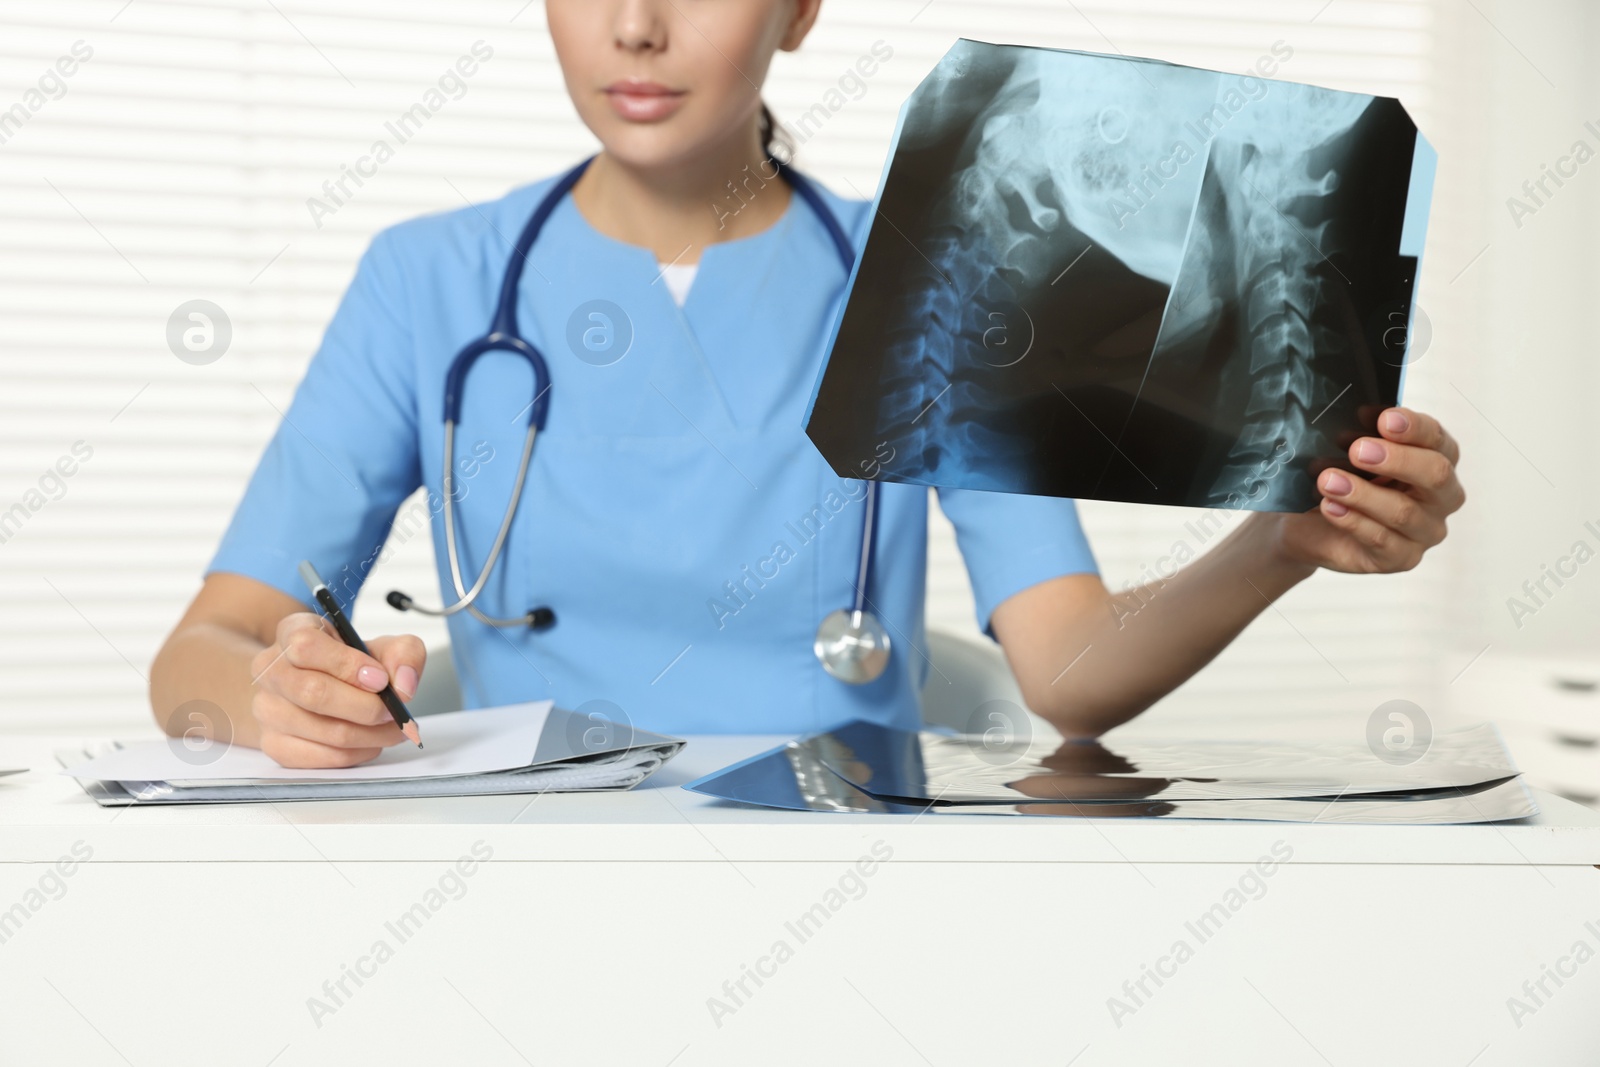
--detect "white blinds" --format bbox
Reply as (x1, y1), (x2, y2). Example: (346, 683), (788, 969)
(0, 0), (1448, 730)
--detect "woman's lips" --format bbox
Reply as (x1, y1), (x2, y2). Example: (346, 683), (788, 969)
(604, 81), (686, 122)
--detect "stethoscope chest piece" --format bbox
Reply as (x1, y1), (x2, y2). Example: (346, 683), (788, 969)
(812, 479), (891, 685)
(814, 608), (891, 685)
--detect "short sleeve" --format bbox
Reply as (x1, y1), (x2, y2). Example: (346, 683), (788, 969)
(205, 229), (422, 610)
(936, 486), (1099, 640)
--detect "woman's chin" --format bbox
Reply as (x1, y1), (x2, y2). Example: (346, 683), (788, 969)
(601, 132), (719, 173)
(586, 106), (757, 175)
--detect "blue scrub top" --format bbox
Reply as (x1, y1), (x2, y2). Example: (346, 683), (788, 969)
(207, 166), (1098, 736)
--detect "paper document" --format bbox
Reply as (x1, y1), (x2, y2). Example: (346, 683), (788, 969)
(58, 702), (685, 807)
(61, 702), (554, 784)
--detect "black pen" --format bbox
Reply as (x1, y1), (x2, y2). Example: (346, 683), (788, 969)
(297, 560), (422, 748)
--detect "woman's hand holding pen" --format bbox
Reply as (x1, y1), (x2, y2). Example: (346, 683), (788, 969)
(1271, 405), (1466, 575)
(248, 613), (427, 769)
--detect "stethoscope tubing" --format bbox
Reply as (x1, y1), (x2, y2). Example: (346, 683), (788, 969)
(392, 154), (882, 673)
(851, 481), (878, 621)
(436, 420), (539, 626)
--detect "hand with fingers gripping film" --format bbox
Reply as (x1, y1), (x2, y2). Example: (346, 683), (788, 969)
(1274, 406), (1466, 575)
(248, 613), (428, 769)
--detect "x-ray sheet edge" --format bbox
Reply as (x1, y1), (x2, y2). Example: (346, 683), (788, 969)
(1396, 130), (1437, 399)
(800, 85), (908, 441)
(961, 38), (1382, 107)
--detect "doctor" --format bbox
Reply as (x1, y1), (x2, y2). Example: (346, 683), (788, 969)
(151, 0), (1466, 769)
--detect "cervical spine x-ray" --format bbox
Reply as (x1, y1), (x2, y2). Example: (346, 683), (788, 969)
(805, 40), (1436, 511)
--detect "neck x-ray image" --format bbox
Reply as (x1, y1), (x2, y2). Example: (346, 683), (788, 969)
(804, 40), (1436, 512)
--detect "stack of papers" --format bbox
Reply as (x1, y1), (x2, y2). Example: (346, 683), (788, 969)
(59, 702), (683, 806)
(684, 720), (1537, 824)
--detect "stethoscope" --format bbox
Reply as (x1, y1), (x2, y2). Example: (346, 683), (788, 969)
(387, 155), (892, 685)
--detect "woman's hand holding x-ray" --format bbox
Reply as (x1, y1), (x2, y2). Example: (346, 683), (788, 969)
(991, 404), (1464, 738)
(1274, 405), (1464, 575)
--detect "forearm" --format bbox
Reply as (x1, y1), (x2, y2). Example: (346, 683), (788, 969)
(1015, 513), (1316, 736)
(148, 621), (268, 750)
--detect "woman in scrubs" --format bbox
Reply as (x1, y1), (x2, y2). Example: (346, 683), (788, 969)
(150, 0), (1466, 768)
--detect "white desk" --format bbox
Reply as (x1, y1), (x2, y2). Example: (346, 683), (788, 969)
(2, 731), (1598, 1066)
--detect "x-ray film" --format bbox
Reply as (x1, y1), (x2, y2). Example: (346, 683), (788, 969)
(814, 720), (1518, 803)
(804, 40), (1436, 511)
(683, 724), (1537, 824)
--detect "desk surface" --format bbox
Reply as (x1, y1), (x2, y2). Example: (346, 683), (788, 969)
(3, 732), (1598, 867)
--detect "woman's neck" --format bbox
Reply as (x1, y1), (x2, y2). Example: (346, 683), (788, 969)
(570, 129), (793, 265)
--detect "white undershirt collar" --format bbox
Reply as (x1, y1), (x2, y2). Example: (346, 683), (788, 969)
(656, 261), (699, 307)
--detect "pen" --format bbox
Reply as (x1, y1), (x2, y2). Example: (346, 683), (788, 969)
(297, 560), (422, 748)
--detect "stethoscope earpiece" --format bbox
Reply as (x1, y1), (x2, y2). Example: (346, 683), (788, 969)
(388, 584), (556, 631)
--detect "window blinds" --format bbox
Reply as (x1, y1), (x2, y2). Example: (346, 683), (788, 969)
(0, 0), (1448, 730)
